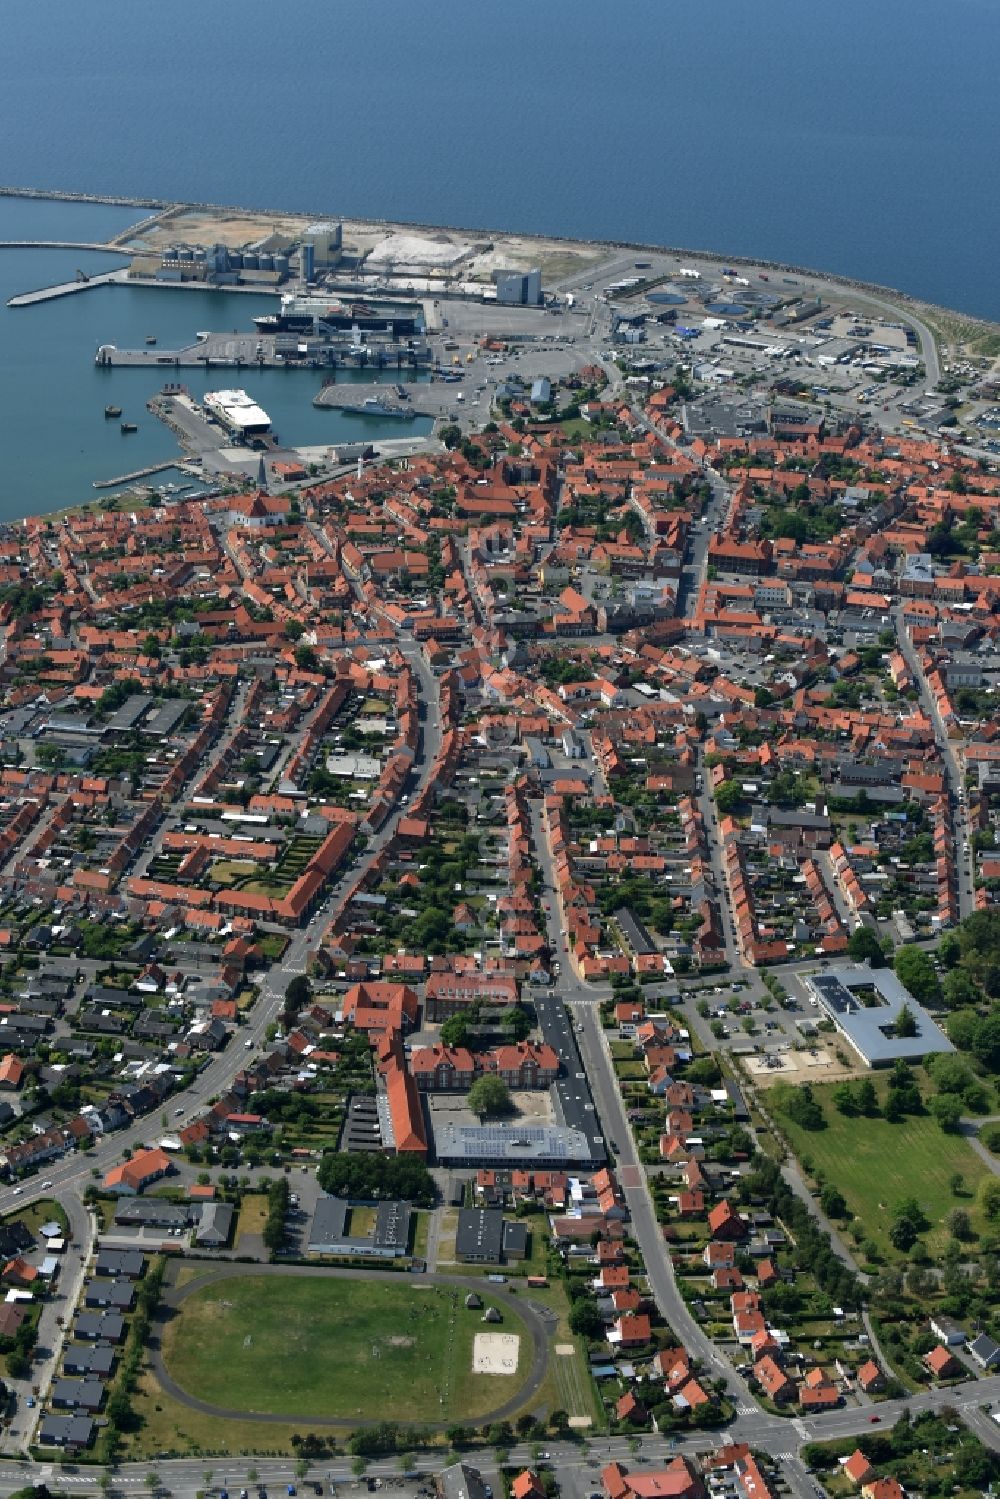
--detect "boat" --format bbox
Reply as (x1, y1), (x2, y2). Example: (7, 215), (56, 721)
(121, 422), (138, 434)
(104, 404), (122, 418)
(145, 335), (157, 345)
(341, 396), (416, 420)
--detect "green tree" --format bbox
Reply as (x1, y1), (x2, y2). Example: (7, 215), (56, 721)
(467, 1074), (513, 1118)
(855, 1078), (879, 1115)
(439, 1014), (471, 1049)
(947, 1208), (974, 1241)
(832, 1083), (859, 1116)
(930, 1094), (962, 1131)
(942, 968), (979, 1008)
(568, 1298), (605, 1339)
(888, 1216), (918, 1252)
(894, 1004), (918, 1038)
(819, 1184), (848, 1219)
(847, 926), (885, 967)
(978, 1178), (1000, 1221)
(894, 945), (941, 1006)
(500, 1005), (532, 1042)
(714, 779), (743, 816)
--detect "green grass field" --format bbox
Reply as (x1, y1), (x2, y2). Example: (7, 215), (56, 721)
(162, 1274), (528, 1422)
(778, 1080), (991, 1257)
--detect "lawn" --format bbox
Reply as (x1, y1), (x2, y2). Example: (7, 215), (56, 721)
(161, 1273), (528, 1423)
(779, 1080), (991, 1257)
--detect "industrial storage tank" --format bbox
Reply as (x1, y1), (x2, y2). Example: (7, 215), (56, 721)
(273, 255), (290, 275)
(229, 251), (244, 269)
(243, 253), (259, 270)
(178, 247), (194, 263)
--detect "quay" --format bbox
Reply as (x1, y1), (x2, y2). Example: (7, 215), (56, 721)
(96, 328), (432, 371)
(313, 381), (434, 417)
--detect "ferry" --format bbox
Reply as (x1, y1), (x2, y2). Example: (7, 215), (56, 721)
(121, 422), (138, 434)
(104, 404), (122, 418)
(145, 335), (157, 345)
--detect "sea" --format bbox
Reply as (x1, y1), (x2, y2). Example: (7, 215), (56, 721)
(0, 0), (998, 516)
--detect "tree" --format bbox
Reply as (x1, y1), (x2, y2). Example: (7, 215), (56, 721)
(819, 1185), (848, 1219)
(893, 1004), (918, 1038)
(848, 926), (885, 967)
(775, 1081), (825, 1130)
(930, 1094), (962, 1137)
(568, 1297), (605, 1339)
(714, 779), (743, 816)
(895, 1196), (930, 1232)
(894, 945), (941, 1006)
(284, 974), (311, 1012)
(942, 968), (979, 1008)
(832, 1083), (859, 1116)
(500, 1005), (532, 1042)
(439, 1014), (471, 1049)
(467, 1074), (513, 1119)
(978, 1178), (1000, 1221)
(294, 643), (319, 673)
(888, 1216), (918, 1252)
(927, 1053), (975, 1095)
(855, 1078), (879, 1115)
(947, 1208), (974, 1241)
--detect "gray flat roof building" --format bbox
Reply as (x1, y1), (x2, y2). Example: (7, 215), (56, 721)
(95, 1248), (145, 1279)
(455, 1207), (504, 1263)
(435, 1122), (598, 1167)
(808, 964), (953, 1067)
(38, 1414), (94, 1449)
(307, 1196), (411, 1258)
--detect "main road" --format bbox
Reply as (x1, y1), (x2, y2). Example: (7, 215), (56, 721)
(893, 603), (974, 919)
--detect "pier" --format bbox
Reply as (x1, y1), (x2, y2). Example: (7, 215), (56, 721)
(92, 460), (192, 491)
(7, 267), (127, 307)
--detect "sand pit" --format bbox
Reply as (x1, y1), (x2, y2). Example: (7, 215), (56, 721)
(748, 1047), (858, 1084)
(473, 1331), (520, 1375)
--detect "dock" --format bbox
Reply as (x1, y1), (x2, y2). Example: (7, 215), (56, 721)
(8, 267), (127, 307)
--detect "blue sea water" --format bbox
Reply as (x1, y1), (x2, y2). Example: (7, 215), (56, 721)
(0, 0), (997, 319)
(0, 0), (998, 515)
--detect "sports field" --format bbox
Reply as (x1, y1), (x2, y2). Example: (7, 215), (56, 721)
(161, 1274), (527, 1422)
